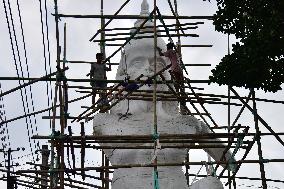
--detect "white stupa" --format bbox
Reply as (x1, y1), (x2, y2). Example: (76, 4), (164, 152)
(93, 1), (231, 188)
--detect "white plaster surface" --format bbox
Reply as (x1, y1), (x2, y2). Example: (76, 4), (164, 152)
(190, 177), (224, 189)
(94, 113), (227, 189)
(93, 1), (230, 188)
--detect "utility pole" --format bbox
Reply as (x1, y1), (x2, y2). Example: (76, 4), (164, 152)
(6, 147), (24, 189)
(41, 145), (50, 189)
(7, 148), (11, 189)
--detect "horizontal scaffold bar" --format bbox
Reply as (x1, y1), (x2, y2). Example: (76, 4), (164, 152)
(68, 86), (284, 105)
(104, 27), (198, 36)
(0, 67), (68, 97)
(67, 144), (248, 150)
(0, 93), (91, 125)
(106, 43), (213, 48)
(97, 22), (204, 32)
(69, 139), (250, 144)
(32, 132), (284, 140)
(184, 173), (284, 184)
(181, 45), (213, 47)
(92, 33), (199, 42)
(43, 113), (210, 120)
(16, 159), (284, 174)
(54, 14), (213, 20)
(0, 77), (210, 83)
(59, 60), (211, 66)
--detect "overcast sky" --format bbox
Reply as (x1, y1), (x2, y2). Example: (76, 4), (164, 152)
(0, 0), (283, 188)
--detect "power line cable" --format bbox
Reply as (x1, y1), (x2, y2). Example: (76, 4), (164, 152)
(39, 0), (53, 120)
(0, 82), (11, 153)
(2, 0), (36, 162)
(6, 0), (40, 156)
(16, 0), (40, 150)
(43, 0), (54, 127)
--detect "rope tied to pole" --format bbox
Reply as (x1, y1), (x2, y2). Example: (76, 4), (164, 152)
(153, 169), (160, 189)
(210, 163), (217, 177)
(99, 41), (105, 47)
(151, 128), (161, 189)
(260, 158), (269, 163)
(49, 130), (60, 139)
(151, 132), (160, 141)
(151, 131), (161, 163)
(56, 69), (67, 82)
(191, 161), (206, 184)
(63, 112), (70, 118)
(49, 130), (66, 140)
(228, 134), (245, 172)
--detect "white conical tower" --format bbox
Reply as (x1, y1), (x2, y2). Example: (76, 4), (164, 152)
(132, 0), (154, 33)
(140, 0), (149, 16)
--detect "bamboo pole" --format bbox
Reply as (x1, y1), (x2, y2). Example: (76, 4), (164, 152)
(59, 60), (211, 67)
(77, 65), (174, 121)
(153, 1), (159, 186)
(22, 163), (110, 182)
(184, 173), (284, 184)
(102, 8), (155, 64)
(54, 14), (213, 20)
(64, 178), (102, 188)
(227, 34), (232, 189)
(92, 33), (199, 43)
(42, 112), (208, 120)
(66, 144), (247, 150)
(106, 43), (212, 47)
(17, 159), (284, 174)
(89, 0), (132, 41)
(181, 45), (213, 47)
(70, 139), (250, 144)
(104, 26), (198, 36)
(0, 77), (210, 84)
(214, 125), (246, 172)
(0, 93), (91, 125)
(50, 83), (59, 188)
(53, 0), (64, 187)
(230, 87), (284, 147)
(167, 0), (186, 35)
(4, 169), (284, 184)
(97, 22), (204, 32)
(252, 89), (267, 189)
(68, 86), (284, 104)
(41, 145), (49, 189)
(80, 122), (85, 180)
(100, 2), (110, 187)
(0, 67), (68, 98)
(223, 137), (257, 184)
(173, 0), (187, 115)
(32, 132), (284, 141)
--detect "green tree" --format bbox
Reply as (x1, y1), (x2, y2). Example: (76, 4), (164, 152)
(209, 0), (284, 92)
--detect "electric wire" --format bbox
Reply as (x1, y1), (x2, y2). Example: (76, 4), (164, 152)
(16, 0), (40, 151)
(43, 0), (54, 127)
(7, 0), (40, 158)
(3, 0), (36, 162)
(0, 82), (11, 155)
(38, 0), (53, 128)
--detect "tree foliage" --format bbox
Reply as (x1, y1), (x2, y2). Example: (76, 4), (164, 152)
(209, 0), (284, 92)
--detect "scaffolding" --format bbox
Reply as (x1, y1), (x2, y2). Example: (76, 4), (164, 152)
(1, 0), (284, 189)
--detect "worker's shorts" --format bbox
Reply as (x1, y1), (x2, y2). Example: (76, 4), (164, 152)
(171, 70), (184, 81)
(122, 83), (139, 91)
(91, 81), (107, 89)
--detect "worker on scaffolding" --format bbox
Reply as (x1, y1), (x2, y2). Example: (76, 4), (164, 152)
(89, 52), (111, 107)
(157, 42), (183, 92)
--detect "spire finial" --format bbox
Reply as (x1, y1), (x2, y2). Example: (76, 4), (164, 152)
(140, 0), (149, 16)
